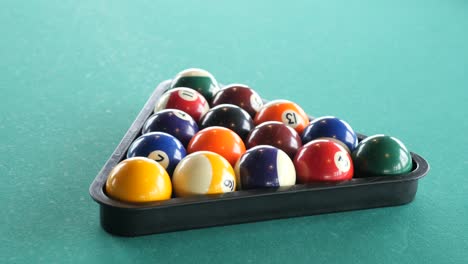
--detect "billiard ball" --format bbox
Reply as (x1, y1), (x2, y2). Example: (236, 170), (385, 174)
(172, 151), (236, 197)
(246, 121), (302, 159)
(187, 126), (246, 167)
(301, 116), (358, 153)
(254, 100), (310, 134)
(352, 134), (412, 177)
(294, 139), (354, 182)
(142, 109), (199, 147)
(127, 132), (186, 175)
(235, 145), (296, 190)
(154, 87), (209, 122)
(170, 68), (220, 102)
(105, 157), (172, 203)
(199, 104), (254, 140)
(211, 84), (263, 118)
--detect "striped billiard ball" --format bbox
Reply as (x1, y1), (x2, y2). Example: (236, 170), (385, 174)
(170, 68), (220, 103)
(155, 87), (209, 122)
(172, 151), (236, 197)
(235, 145), (296, 190)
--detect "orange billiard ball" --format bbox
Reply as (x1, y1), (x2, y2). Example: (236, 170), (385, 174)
(105, 157), (172, 203)
(187, 126), (246, 167)
(254, 100), (310, 134)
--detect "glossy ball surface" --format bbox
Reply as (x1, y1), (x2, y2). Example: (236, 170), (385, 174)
(199, 104), (254, 140)
(127, 132), (186, 175)
(170, 68), (220, 102)
(187, 126), (246, 167)
(211, 84), (263, 118)
(142, 109), (199, 147)
(154, 87), (209, 122)
(254, 100), (310, 134)
(301, 116), (358, 152)
(352, 134), (412, 177)
(235, 145), (296, 190)
(172, 151), (236, 197)
(246, 121), (302, 159)
(105, 157), (172, 203)
(294, 139), (354, 183)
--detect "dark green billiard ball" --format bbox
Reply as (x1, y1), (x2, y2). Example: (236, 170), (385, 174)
(352, 134), (412, 177)
(170, 68), (220, 102)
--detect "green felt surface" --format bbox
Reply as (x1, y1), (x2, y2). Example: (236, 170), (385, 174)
(1, 0), (467, 263)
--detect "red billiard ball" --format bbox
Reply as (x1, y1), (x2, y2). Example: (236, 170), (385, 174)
(254, 100), (310, 134)
(187, 126), (246, 167)
(212, 84), (263, 118)
(294, 139), (354, 183)
(154, 87), (209, 122)
(246, 121), (302, 159)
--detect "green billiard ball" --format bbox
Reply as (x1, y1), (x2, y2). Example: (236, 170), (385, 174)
(352, 134), (412, 177)
(170, 68), (220, 102)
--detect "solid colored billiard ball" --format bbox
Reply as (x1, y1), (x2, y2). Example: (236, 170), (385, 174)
(301, 116), (358, 153)
(254, 100), (310, 134)
(199, 104), (254, 140)
(211, 84), (263, 118)
(170, 68), (220, 102)
(294, 139), (354, 183)
(105, 157), (172, 203)
(154, 87), (209, 122)
(235, 145), (296, 190)
(127, 132), (186, 175)
(246, 121), (302, 159)
(187, 126), (246, 166)
(172, 151), (236, 197)
(352, 134), (412, 177)
(142, 109), (199, 147)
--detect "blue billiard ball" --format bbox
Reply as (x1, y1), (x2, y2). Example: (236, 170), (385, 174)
(142, 109), (199, 147)
(235, 145), (296, 190)
(127, 132), (186, 175)
(301, 116), (358, 152)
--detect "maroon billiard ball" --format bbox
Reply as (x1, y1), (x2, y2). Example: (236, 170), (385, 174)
(294, 139), (354, 183)
(154, 88), (209, 122)
(212, 84), (263, 118)
(246, 121), (302, 159)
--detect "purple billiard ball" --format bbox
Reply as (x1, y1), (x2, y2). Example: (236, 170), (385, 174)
(235, 145), (296, 190)
(142, 109), (199, 147)
(301, 116), (358, 153)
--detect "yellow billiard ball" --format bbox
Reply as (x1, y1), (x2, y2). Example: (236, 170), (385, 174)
(105, 157), (172, 203)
